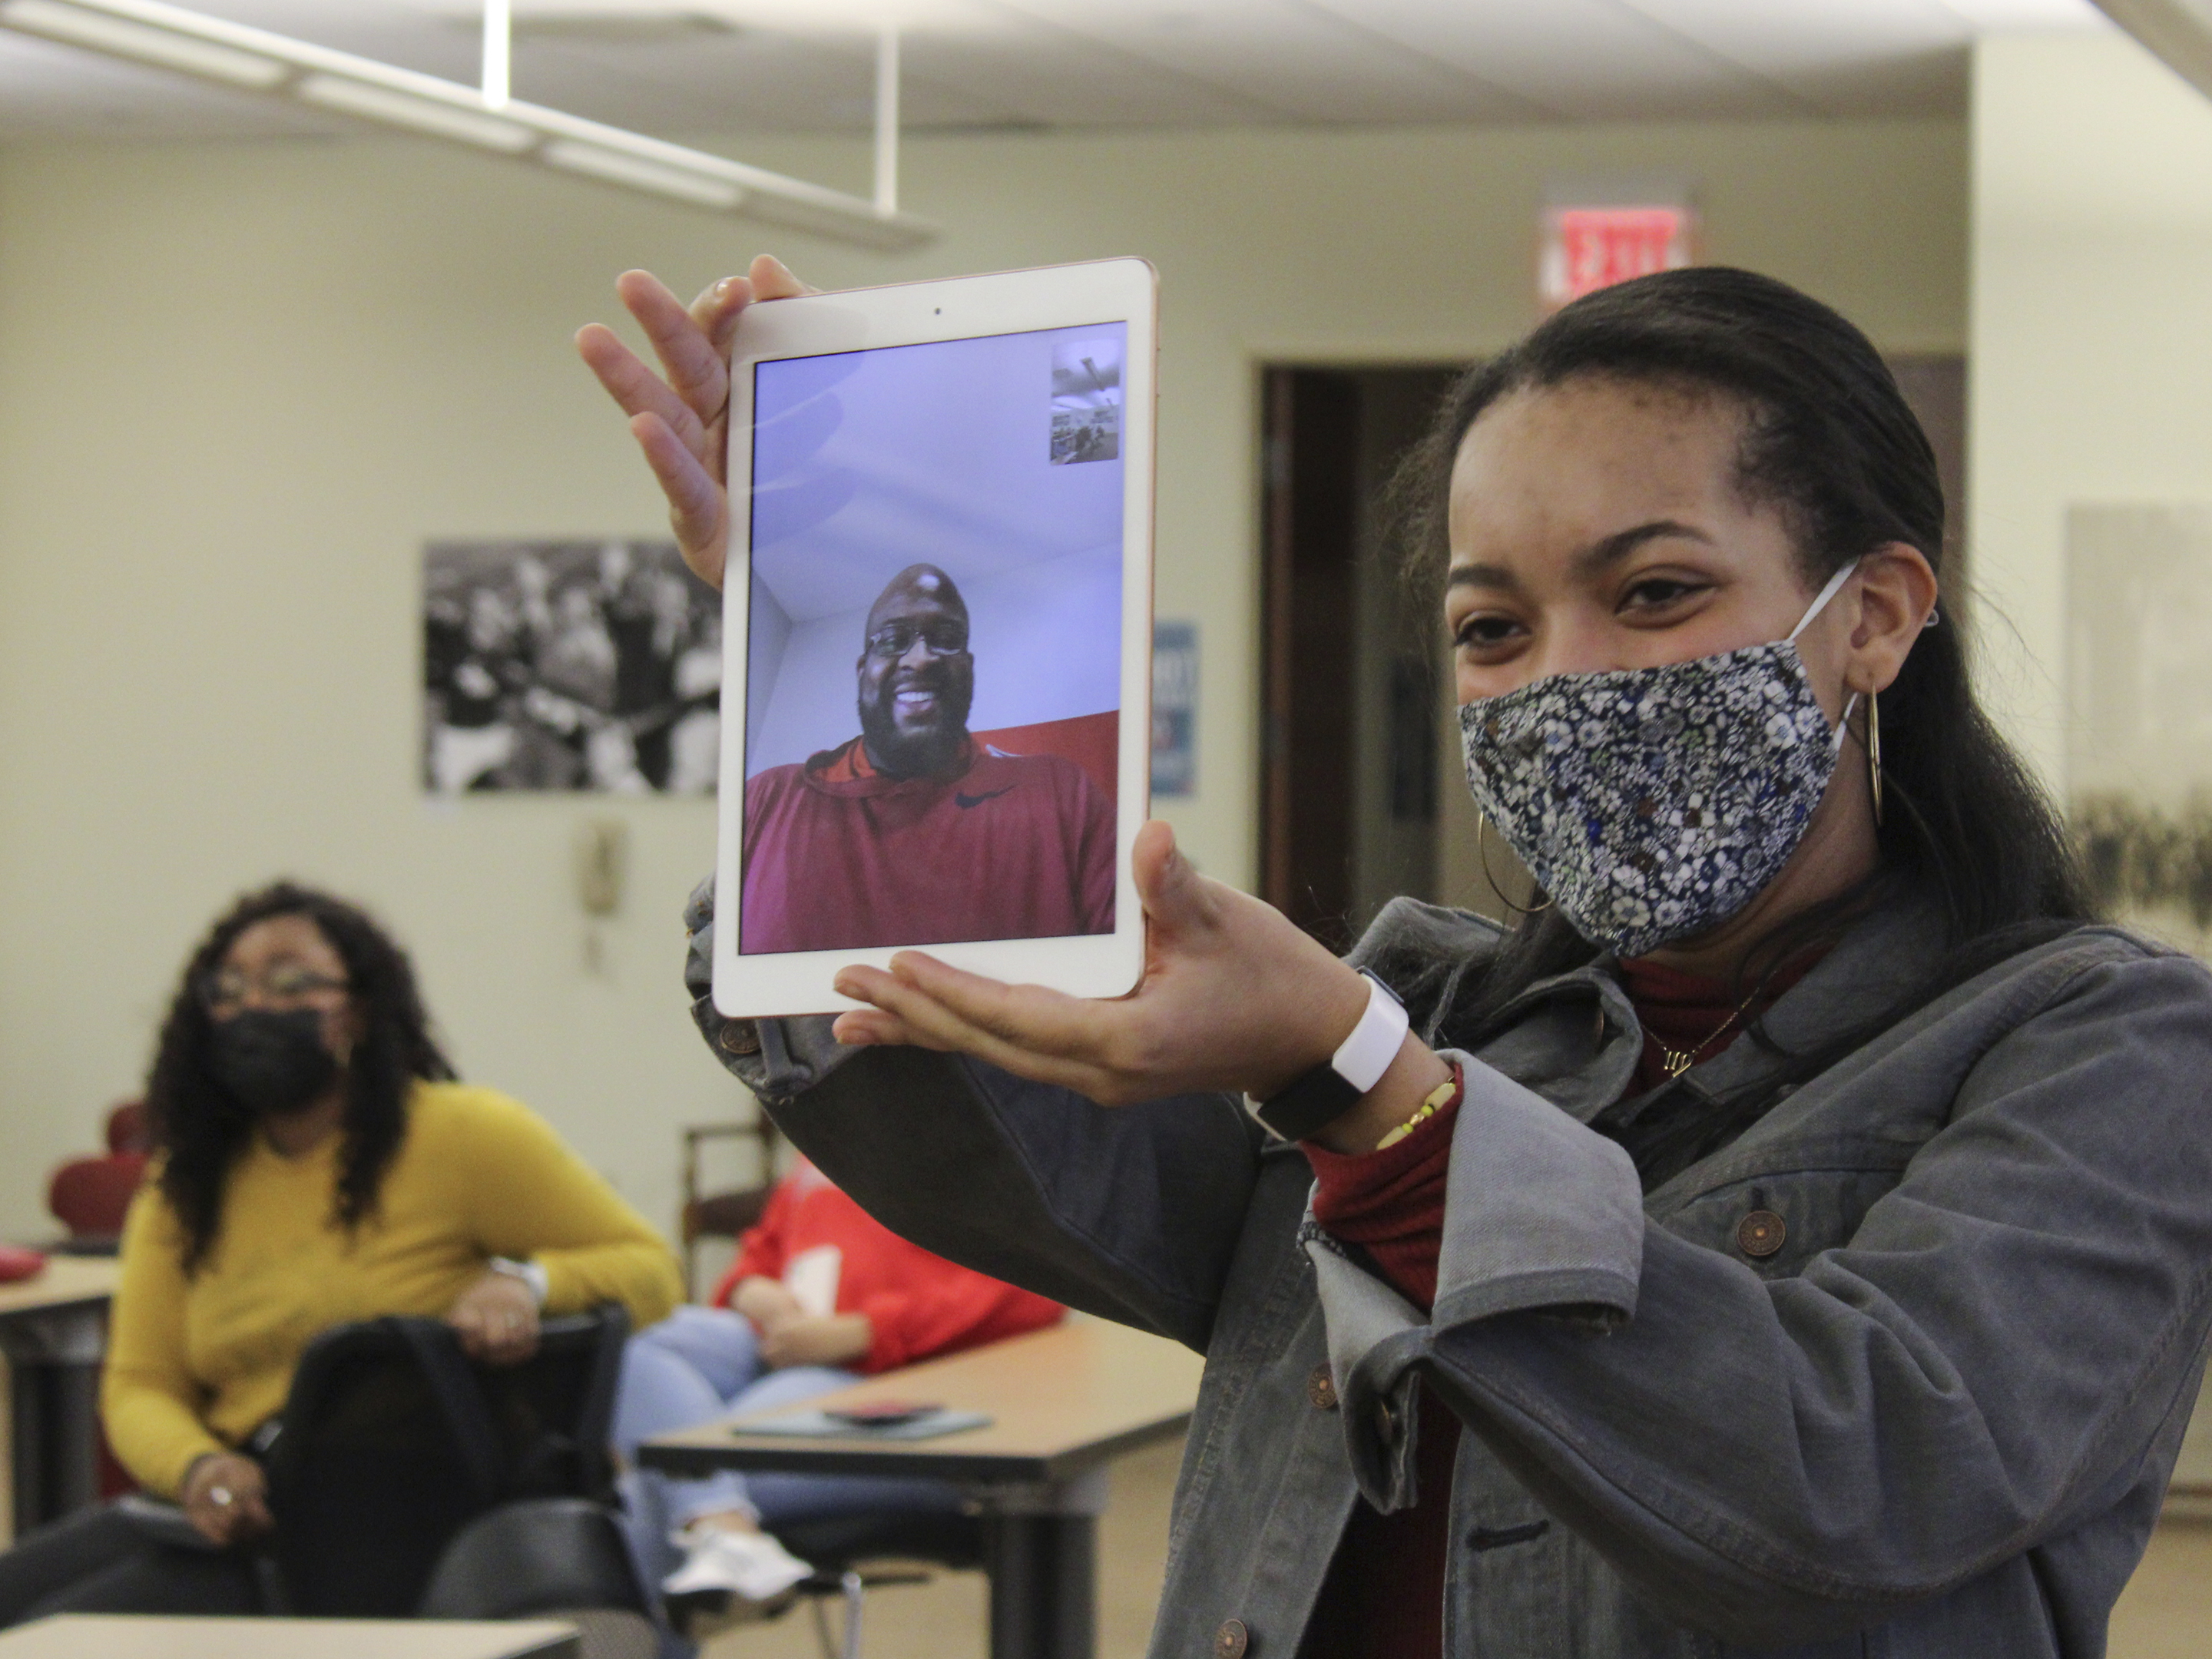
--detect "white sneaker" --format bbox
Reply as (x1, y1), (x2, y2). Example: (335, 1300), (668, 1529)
(662, 1524), (813, 1603)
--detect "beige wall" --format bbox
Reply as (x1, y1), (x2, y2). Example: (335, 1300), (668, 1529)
(1970, 31), (2212, 793)
(0, 115), (1965, 1242)
(1970, 33), (2212, 1479)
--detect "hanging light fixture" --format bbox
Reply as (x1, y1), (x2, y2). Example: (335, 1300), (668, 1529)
(2097, 0), (2212, 102)
(0, 0), (933, 249)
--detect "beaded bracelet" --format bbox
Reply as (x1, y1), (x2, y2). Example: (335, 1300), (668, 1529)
(1374, 1062), (1464, 1151)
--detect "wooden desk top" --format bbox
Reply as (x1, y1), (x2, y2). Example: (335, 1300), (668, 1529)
(640, 1317), (1204, 1486)
(0, 1615), (576, 1658)
(0, 1257), (119, 1320)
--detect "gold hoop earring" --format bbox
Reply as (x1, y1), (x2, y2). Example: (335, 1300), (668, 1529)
(1867, 688), (1884, 830)
(1476, 809), (1553, 917)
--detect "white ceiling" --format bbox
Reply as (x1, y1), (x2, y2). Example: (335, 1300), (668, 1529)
(0, 0), (2111, 140)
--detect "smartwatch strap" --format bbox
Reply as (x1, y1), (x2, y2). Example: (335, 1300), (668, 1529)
(1250, 972), (1409, 1142)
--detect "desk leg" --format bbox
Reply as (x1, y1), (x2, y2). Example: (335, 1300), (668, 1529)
(975, 1468), (1106, 1659)
(984, 1512), (1094, 1659)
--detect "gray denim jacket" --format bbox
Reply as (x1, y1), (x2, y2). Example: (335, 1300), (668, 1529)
(684, 882), (2212, 1658)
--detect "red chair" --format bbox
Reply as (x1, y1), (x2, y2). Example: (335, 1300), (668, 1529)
(48, 1101), (149, 1246)
(45, 1101), (147, 1501)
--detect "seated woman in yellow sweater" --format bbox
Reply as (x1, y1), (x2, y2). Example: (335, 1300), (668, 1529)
(0, 882), (682, 1624)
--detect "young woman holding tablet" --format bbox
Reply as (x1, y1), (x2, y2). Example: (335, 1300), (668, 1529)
(584, 260), (2212, 1657)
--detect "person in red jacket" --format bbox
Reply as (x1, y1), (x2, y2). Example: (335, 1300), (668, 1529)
(614, 1156), (1062, 1611)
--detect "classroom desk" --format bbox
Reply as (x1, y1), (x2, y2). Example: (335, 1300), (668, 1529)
(0, 1614), (579, 1658)
(640, 1318), (1204, 1659)
(0, 1258), (120, 1537)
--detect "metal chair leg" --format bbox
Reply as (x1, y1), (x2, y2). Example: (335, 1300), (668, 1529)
(840, 1568), (865, 1659)
(806, 1569), (868, 1659)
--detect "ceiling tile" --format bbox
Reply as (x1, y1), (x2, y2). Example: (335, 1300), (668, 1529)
(1301, 0), (1811, 120)
(980, 0), (1549, 124)
(0, 0), (2118, 137)
(1617, 0), (1971, 114)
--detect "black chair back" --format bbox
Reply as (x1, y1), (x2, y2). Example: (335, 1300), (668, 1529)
(418, 1497), (651, 1619)
(262, 1306), (628, 1617)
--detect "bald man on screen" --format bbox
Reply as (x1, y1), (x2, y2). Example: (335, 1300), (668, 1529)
(740, 564), (1118, 955)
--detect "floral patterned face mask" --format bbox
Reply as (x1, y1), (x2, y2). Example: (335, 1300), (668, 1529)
(1458, 561), (1859, 959)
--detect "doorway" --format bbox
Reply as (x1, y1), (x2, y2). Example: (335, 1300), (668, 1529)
(1260, 366), (1459, 950)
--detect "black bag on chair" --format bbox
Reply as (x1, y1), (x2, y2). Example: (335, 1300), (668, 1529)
(260, 1307), (634, 1618)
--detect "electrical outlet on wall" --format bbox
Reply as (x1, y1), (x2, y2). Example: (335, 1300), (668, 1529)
(575, 817), (628, 976)
(575, 817), (628, 917)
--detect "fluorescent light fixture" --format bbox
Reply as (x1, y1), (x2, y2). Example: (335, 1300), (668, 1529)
(482, 0), (509, 110)
(0, 0), (283, 84)
(2097, 0), (2212, 101)
(296, 71), (535, 152)
(0, 0), (935, 250)
(542, 140), (744, 207)
(874, 22), (899, 213)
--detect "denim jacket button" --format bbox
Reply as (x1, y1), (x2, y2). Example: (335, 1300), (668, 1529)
(1306, 1366), (1338, 1410)
(1736, 1210), (1786, 1258)
(1214, 1618), (1250, 1658)
(718, 1020), (762, 1056)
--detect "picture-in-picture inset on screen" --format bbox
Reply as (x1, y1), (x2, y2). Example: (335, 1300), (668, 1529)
(1051, 333), (1122, 465)
(740, 323), (1128, 957)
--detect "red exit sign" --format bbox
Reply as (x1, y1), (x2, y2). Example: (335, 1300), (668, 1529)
(1539, 204), (1696, 313)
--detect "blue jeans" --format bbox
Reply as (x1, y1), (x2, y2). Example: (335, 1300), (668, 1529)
(613, 1307), (960, 1581)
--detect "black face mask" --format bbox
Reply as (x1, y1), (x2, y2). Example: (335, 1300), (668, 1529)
(207, 1008), (340, 1117)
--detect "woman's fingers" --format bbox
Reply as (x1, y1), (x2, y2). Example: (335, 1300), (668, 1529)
(618, 269), (733, 431)
(749, 253), (815, 301)
(1131, 820), (1219, 937)
(186, 1457), (270, 1545)
(830, 1005), (936, 1050)
(576, 323), (707, 453)
(628, 412), (728, 587)
(833, 958), (1128, 1098)
(234, 1486), (273, 1538)
(868, 955), (1104, 1055)
(584, 260), (814, 591)
(690, 273), (753, 359)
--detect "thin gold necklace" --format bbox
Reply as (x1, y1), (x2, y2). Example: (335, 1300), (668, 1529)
(1653, 988), (1763, 1079)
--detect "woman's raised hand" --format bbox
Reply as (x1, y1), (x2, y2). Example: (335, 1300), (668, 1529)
(830, 821), (1374, 1106)
(575, 255), (814, 591)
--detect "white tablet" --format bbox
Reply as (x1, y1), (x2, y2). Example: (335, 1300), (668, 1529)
(710, 258), (1157, 1018)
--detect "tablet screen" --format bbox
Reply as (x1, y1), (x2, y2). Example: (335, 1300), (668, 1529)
(737, 322), (1128, 958)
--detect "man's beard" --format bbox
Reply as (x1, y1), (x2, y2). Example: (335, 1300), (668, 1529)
(858, 674), (973, 778)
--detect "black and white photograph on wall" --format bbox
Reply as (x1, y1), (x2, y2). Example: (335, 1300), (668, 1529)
(422, 538), (721, 796)
(2068, 505), (2212, 949)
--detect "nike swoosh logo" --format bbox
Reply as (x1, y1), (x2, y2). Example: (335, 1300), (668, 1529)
(955, 786), (1016, 809)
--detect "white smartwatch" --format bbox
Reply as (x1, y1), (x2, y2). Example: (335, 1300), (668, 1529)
(1249, 971), (1410, 1141)
(488, 1257), (549, 1306)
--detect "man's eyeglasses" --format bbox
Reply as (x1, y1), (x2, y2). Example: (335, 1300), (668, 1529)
(200, 965), (350, 1013)
(864, 621), (969, 660)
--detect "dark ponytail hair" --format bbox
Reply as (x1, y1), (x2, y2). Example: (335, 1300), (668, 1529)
(1392, 268), (2093, 1158)
(146, 882), (456, 1273)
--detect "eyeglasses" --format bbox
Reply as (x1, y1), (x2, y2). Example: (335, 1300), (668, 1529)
(200, 964), (350, 1013)
(864, 621), (969, 660)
